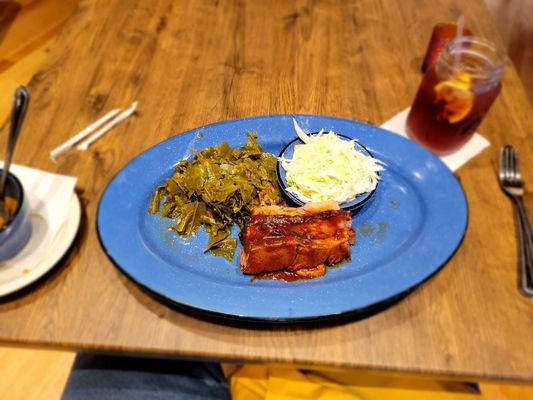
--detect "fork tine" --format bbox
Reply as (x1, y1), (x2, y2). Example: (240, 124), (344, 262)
(501, 146), (508, 182)
(508, 146), (516, 182)
(502, 146), (510, 182)
(505, 145), (513, 183)
(511, 147), (522, 182)
(499, 147), (506, 181)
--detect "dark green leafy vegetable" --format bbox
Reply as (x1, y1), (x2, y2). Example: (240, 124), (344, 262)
(149, 132), (282, 260)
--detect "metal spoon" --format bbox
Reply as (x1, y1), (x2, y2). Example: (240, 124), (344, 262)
(0, 86), (30, 224)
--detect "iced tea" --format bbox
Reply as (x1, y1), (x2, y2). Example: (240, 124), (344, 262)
(407, 37), (505, 155)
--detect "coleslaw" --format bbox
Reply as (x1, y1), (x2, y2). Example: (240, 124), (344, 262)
(280, 120), (383, 203)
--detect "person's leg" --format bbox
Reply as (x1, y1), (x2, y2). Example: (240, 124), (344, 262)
(61, 353), (230, 400)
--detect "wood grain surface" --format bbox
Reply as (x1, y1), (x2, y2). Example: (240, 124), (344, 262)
(484, 0), (533, 102)
(0, 0), (79, 123)
(0, 346), (73, 400)
(0, 0), (531, 382)
(0, 0), (78, 73)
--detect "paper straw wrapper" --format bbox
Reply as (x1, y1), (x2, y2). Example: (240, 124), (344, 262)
(77, 101), (138, 151)
(50, 108), (121, 161)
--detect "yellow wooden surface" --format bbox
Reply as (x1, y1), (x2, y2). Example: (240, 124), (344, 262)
(0, 2), (77, 398)
(0, 0), (78, 122)
(0, 346), (74, 400)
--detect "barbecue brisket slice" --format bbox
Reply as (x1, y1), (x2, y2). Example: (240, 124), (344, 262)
(239, 202), (355, 275)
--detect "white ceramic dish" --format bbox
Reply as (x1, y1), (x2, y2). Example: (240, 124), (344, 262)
(0, 193), (81, 297)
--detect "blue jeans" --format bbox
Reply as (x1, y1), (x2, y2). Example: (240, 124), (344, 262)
(61, 353), (230, 400)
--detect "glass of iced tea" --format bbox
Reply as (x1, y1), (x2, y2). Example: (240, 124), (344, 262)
(407, 36), (506, 155)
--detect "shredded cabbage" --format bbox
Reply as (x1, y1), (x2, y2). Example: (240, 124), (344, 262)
(280, 130), (383, 203)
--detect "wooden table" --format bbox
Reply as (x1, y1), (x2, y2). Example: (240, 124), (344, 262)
(0, 0), (531, 383)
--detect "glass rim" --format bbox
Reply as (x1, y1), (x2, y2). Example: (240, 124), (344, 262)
(443, 36), (508, 80)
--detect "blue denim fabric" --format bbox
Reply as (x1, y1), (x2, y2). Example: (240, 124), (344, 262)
(61, 354), (230, 400)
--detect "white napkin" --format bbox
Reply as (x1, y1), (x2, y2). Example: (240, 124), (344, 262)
(380, 107), (490, 171)
(0, 163), (76, 271)
(5, 163), (77, 233)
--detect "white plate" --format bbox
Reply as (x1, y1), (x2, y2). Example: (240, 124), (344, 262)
(0, 193), (81, 297)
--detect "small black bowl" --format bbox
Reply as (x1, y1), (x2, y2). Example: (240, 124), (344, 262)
(276, 133), (380, 212)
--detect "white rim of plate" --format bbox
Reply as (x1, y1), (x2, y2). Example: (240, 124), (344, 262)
(0, 193), (81, 297)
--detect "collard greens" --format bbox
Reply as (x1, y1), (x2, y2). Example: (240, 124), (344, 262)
(149, 132), (282, 261)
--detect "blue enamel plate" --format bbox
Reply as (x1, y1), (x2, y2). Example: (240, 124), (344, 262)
(97, 114), (468, 322)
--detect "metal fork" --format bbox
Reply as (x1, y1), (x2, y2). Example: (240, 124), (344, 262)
(499, 145), (533, 296)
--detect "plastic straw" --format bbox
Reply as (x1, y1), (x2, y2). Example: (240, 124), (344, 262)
(454, 15), (465, 70)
